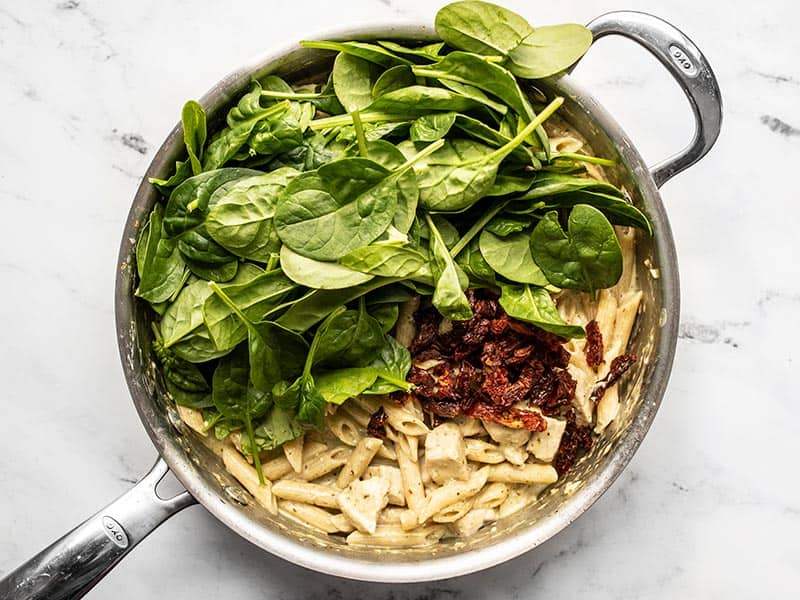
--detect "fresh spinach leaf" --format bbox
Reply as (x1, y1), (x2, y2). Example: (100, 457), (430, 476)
(332, 52), (382, 112)
(372, 65), (417, 98)
(410, 112), (457, 142)
(407, 98), (560, 212)
(212, 344), (271, 481)
(273, 307), (348, 428)
(338, 245), (428, 278)
(455, 237), (496, 285)
(370, 303), (399, 334)
(182, 100), (207, 176)
(205, 168), (297, 262)
(506, 24), (592, 79)
(203, 269), (296, 352)
(426, 214), (473, 320)
(252, 405), (304, 452)
(314, 367), (379, 404)
(520, 188), (653, 234)
(302, 40), (412, 68)
(484, 213), (533, 236)
(530, 204), (623, 293)
(479, 229), (549, 286)
(368, 86), (483, 115)
(497, 282), (585, 338)
(280, 245), (374, 289)
(209, 282), (308, 393)
(377, 40), (445, 62)
(274, 141), (440, 261)
(313, 299), (386, 368)
(276, 277), (398, 333)
(363, 140), (418, 234)
(136, 203), (188, 304)
(203, 88), (290, 170)
(435, 1), (534, 56)
(363, 334), (412, 394)
(151, 324), (211, 408)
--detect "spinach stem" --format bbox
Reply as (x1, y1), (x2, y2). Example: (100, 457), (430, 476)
(309, 112), (407, 131)
(259, 90), (331, 100)
(266, 254), (279, 271)
(375, 373), (411, 390)
(553, 152), (617, 167)
(485, 96), (563, 164)
(393, 138), (445, 177)
(208, 282), (253, 326)
(351, 110), (369, 158)
(244, 415), (266, 485)
(449, 200), (510, 259)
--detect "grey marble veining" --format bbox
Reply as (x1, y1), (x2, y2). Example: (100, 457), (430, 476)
(0, 0), (798, 598)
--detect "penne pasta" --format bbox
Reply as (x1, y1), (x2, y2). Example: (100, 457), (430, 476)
(473, 482), (510, 510)
(419, 467), (490, 523)
(261, 441), (327, 480)
(327, 411), (363, 447)
(337, 437), (383, 488)
(301, 447), (352, 481)
(222, 446), (277, 514)
(488, 463), (559, 485)
(452, 507), (497, 537)
(346, 525), (446, 547)
(282, 434), (305, 473)
(396, 443), (426, 514)
(432, 498), (474, 523)
(382, 400), (429, 437)
(279, 500), (340, 534)
(176, 405), (206, 436)
(464, 439), (506, 464)
(272, 480), (340, 509)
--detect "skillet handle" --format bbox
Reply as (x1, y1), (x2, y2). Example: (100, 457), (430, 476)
(0, 457), (195, 600)
(582, 11), (723, 188)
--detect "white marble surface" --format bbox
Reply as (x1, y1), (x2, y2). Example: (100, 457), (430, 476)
(0, 0), (798, 597)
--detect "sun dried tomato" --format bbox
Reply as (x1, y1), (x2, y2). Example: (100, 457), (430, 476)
(367, 406), (388, 439)
(585, 319), (604, 368)
(466, 402), (547, 431)
(553, 409), (594, 475)
(589, 354), (637, 404)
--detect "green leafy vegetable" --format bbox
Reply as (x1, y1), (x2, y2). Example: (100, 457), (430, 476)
(497, 282), (585, 338)
(530, 204), (623, 293)
(338, 245), (428, 278)
(314, 367), (379, 404)
(280, 245), (374, 289)
(205, 168), (297, 261)
(435, 1), (534, 56)
(506, 24), (592, 79)
(182, 100), (207, 176)
(212, 344), (271, 481)
(426, 214), (473, 320)
(135, 204), (187, 304)
(202, 269), (296, 352)
(274, 141), (441, 261)
(410, 112), (457, 142)
(478, 229), (549, 286)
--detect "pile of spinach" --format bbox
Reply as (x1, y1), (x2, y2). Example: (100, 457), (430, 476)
(136, 0), (652, 462)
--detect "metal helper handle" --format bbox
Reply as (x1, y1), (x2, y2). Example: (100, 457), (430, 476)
(0, 457), (196, 600)
(581, 11), (722, 188)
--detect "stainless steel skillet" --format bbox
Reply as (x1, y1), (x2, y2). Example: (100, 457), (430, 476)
(0, 11), (721, 598)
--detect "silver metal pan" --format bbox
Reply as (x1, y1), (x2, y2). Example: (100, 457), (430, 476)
(0, 11), (721, 598)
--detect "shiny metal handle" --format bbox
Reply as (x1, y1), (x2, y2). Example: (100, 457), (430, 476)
(584, 11), (722, 188)
(0, 458), (196, 600)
